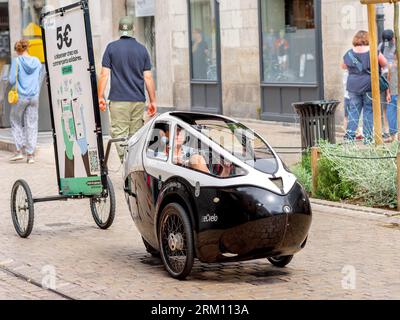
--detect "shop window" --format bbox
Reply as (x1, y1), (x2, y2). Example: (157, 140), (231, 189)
(0, 3), (10, 66)
(260, 0), (317, 84)
(22, 0), (46, 28)
(21, 0), (47, 63)
(189, 0), (218, 81)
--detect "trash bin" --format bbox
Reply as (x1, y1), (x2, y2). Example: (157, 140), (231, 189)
(293, 100), (340, 149)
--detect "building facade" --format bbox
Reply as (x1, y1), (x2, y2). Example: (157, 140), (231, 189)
(150, 0), (395, 123)
(0, 0), (397, 129)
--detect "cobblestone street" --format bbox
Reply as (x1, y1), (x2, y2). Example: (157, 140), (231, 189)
(0, 125), (399, 300)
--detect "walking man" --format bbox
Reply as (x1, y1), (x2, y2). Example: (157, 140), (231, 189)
(98, 16), (157, 162)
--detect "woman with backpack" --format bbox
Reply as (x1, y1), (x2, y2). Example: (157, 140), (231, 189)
(342, 30), (388, 143)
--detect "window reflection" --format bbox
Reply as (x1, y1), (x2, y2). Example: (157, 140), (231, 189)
(147, 122), (170, 162)
(22, 0), (46, 28)
(21, 0), (47, 63)
(173, 125), (246, 178)
(0, 3), (10, 65)
(261, 0), (317, 84)
(190, 0), (218, 81)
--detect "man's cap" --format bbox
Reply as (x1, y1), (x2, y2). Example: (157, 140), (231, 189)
(382, 29), (394, 42)
(119, 16), (134, 37)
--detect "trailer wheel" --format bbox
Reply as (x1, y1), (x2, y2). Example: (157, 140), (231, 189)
(158, 203), (194, 280)
(268, 255), (294, 268)
(90, 176), (116, 230)
(11, 180), (34, 238)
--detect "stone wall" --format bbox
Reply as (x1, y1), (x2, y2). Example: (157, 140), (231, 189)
(160, 0), (191, 111)
(153, 0), (174, 110)
(220, 0), (261, 119)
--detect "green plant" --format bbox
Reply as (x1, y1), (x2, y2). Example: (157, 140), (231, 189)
(291, 152), (312, 193)
(291, 162), (312, 194)
(315, 157), (355, 202)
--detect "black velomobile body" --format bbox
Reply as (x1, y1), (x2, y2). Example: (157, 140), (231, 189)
(123, 112), (311, 279)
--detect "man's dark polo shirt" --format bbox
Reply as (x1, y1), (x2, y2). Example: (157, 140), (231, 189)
(102, 37), (152, 102)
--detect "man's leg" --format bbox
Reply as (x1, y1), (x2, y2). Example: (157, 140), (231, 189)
(129, 102), (145, 138)
(109, 101), (131, 161)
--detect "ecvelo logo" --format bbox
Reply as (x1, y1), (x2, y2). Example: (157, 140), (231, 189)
(202, 214), (219, 223)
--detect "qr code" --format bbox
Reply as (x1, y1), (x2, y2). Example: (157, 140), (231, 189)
(89, 149), (100, 175)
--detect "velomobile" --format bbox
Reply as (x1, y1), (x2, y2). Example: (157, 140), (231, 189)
(123, 112), (312, 279)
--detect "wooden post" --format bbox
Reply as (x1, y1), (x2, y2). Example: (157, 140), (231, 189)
(367, 4), (384, 145)
(311, 147), (320, 197)
(397, 152), (400, 211)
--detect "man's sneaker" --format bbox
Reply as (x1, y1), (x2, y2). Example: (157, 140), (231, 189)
(10, 153), (24, 162)
(27, 156), (35, 165)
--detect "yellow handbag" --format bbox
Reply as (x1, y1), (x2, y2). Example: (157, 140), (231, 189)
(8, 58), (19, 105)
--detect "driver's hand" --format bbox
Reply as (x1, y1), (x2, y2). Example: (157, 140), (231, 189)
(221, 160), (233, 177)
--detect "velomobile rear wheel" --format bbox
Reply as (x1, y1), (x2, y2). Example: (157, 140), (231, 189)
(11, 180), (34, 238)
(268, 255), (294, 268)
(158, 203), (194, 280)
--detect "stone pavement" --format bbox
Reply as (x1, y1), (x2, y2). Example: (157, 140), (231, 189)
(0, 122), (399, 300)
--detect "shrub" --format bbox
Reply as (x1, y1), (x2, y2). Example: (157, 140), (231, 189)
(315, 157), (355, 202)
(318, 141), (399, 208)
(291, 161), (312, 194)
(291, 142), (399, 208)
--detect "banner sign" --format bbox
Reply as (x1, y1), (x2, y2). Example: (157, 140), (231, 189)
(135, 0), (155, 17)
(41, 1), (106, 196)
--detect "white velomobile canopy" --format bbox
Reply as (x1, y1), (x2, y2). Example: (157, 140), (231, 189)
(124, 112), (297, 195)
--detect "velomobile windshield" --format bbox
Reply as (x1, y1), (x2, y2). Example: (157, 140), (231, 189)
(172, 113), (279, 175)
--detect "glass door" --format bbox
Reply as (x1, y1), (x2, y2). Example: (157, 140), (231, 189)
(188, 0), (222, 114)
(259, 0), (323, 122)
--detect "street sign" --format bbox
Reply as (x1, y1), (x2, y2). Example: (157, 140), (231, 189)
(41, 1), (106, 196)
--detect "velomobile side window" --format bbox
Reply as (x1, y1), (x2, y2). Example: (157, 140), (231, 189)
(146, 122), (171, 162)
(186, 119), (279, 175)
(172, 125), (247, 178)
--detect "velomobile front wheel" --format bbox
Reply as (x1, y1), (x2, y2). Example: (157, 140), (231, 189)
(11, 180), (34, 238)
(90, 176), (116, 230)
(268, 255), (294, 268)
(159, 203), (194, 280)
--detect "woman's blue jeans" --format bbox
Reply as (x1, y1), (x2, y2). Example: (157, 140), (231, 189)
(345, 92), (374, 142)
